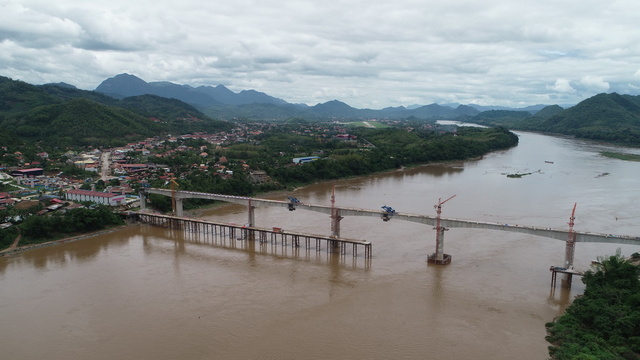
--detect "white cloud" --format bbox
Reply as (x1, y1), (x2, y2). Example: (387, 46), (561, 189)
(579, 76), (610, 92)
(548, 79), (575, 93)
(2, 0), (640, 108)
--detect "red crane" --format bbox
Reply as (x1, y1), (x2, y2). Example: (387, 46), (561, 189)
(430, 195), (456, 264)
(564, 203), (577, 268)
(434, 195), (456, 233)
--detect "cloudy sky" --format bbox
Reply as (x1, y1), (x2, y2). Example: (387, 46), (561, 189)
(2, 0), (640, 109)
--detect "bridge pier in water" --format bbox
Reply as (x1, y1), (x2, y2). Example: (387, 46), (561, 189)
(427, 195), (455, 265)
(246, 199), (255, 241)
(427, 226), (452, 265)
(139, 189), (640, 270)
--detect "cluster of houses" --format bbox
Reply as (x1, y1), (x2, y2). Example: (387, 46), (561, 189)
(1, 121), (387, 213)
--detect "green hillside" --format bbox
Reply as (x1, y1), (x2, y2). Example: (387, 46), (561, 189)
(462, 94), (640, 146)
(2, 98), (162, 146)
(0, 76), (232, 147)
(0, 76), (58, 113)
(537, 93), (640, 144)
(118, 95), (231, 133)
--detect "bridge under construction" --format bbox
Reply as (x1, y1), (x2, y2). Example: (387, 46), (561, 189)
(140, 187), (640, 287)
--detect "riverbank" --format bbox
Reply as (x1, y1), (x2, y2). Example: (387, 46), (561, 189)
(0, 224), (135, 257)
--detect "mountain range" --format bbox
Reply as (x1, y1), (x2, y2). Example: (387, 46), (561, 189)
(94, 74), (549, 121)
(1, 73), (639, 147)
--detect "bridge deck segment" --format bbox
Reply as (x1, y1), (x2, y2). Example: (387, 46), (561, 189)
(142, 188), (640, 245)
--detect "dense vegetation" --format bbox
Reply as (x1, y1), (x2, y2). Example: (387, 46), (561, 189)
(546, 253), (640, 360)
(0, 76), (232, 147)
(270, 126), (518, 185)
(16, 205), (124, 244)
(464, 93), (640, 146)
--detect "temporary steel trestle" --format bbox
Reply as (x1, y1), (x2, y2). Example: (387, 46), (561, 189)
(136, 213), (372, 259)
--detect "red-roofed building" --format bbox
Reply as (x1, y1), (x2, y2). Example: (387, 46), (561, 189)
(66, 189), (126, 206)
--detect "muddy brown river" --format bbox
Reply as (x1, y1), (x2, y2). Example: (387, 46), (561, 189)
(1, 129), (639, 359)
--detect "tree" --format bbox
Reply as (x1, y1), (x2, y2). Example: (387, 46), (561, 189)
(546, 252), (640, 359)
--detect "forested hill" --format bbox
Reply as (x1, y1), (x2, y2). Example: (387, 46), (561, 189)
(0, 76), (232, 147)
(531, 93), (640, 144)
(464, 93), (640, 146)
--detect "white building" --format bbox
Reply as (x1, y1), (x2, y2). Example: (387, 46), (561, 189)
(66, 189), (126, 206)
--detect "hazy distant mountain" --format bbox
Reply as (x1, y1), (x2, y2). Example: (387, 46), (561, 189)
(95, 73), (222, 106)
(194, 85), (288, 106)
(467, 103), (549, 114)
(95, 73), (288, 107)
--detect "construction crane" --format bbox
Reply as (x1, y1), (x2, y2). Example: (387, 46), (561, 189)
(170, 177), (179, 215)
(330, 186), (343, 238)
(564, 203), (577, 268)
(434, 195), (456, 230)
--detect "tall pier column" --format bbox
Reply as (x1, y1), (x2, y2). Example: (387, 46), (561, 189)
(247, 199), (255, 241)
(428, 227), (451, 264)
(561, 235), (576, 288)
(329, 208), (343, 253)
(139, 191), (146, 210)
(328, 186), (343, 253)
(175, 198), (184, 217)
(427, 195), (455, 265)
(561, 203), (577, 288)
(247, 199), (255, 227)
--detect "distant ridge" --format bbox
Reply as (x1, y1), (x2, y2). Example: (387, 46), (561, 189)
(95, 73), (287, 107)
(96, 74), (578, 121)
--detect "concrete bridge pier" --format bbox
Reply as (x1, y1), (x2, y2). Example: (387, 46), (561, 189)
(329, 208), (343, 253)
(561, 233), (576, 288)
(175, 198), (184, 217)
(561, 204), (577, 289)
(428, 227), (451, 265)
(139, 191), (147, 210)
(246, 199), (256, 241)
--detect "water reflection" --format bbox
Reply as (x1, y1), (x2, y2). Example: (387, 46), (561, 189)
(139, 224), (371, 271)
(0, 234), (130, 273)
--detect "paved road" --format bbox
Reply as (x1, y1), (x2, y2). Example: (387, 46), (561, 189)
(100, 151), (111, 181)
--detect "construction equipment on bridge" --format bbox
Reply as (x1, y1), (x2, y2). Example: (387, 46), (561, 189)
(428, 195), (456, 265)
(287, 197), (300, 211)
(381, 205), (396, 222)
(140, 187), (640, 267)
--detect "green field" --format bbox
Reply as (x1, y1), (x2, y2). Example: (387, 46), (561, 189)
(601, 151), (640, 162)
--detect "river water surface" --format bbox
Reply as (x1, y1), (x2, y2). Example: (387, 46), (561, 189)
(1, 130), (639, 359)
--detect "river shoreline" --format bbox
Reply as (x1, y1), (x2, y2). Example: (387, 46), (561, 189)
(0, 224), (135, 257)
